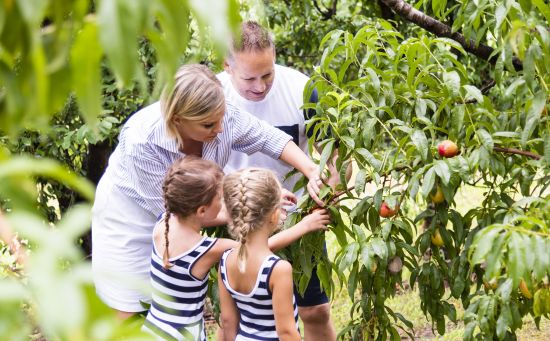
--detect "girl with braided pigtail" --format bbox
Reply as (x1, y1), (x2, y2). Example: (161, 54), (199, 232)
(143, 157), (330, 341)
(219, 168), (311, 341)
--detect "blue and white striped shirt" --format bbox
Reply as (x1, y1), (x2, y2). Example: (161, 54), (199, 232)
(219, 249), (299, 340)
(143, 236), (217, 341)
(108, 101), (292, 219)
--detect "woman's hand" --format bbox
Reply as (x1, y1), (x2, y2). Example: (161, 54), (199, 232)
(300, 208), (331, 233)
(305, 168), (324, 207)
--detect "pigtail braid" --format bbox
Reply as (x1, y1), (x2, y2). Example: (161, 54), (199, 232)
(236, 175), (252, 273)
(223, 168), (282, 273)
(163, 210), (173, 269)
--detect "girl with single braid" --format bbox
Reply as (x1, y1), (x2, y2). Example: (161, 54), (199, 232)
(142, 157), (329, 341)
(218, 168), (306, 341)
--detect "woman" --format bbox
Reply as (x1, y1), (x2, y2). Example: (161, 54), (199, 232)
(91, 64), (323, 318)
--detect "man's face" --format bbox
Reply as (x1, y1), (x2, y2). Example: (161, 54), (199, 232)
(224, 48), (276, 102)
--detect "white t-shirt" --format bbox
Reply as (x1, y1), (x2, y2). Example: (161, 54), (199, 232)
(218, 64), (311, 194)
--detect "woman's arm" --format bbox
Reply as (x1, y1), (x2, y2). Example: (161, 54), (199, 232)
(270, 260), (301, 341)
(218, 267), (240, 341)
(279, 141), (323, 206)
(267, 209), (330, 252)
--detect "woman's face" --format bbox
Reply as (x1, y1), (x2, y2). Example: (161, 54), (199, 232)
(174, 108), (224, 143)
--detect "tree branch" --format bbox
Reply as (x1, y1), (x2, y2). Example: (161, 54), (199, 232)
(312, 0), (338, 20)
(380, 0), (523, 71)
(493, 146), (541, 160)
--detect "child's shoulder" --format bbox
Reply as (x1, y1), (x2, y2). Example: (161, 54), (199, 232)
(270, 257), (292, 275)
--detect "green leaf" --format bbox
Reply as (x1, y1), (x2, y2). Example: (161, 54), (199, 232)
(370, 237), (387, 261)
(433, 160), (451, 185)
(0, 157), (95, 201)
(354, 168), (367, 195)
(470, 226), (500, 264)
(521, 91), (546, 147)
(421, 167), (436, 197)
(443, 71), (461, 96)
(338, 242), (359, 273)
(98, 0), (148, 86)
(356, 148), (382, 172)
(533, 0), (550, 23)
(450, 105), (465, 139)
(477, 129), (494, 151)
(507, 232), (527, 286)
(463, 84), (483, 103)
(544, 132), (550, 165)
(496, 305), (512, 339)
(15, 0), (49, 25)
(70, 22), (103, 126)
(411, 129), (429, 161)
(319, 139), (335, 174)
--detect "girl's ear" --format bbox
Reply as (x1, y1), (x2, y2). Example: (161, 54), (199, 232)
(268, 207), (280, 225)
(196, 205), (207, 218)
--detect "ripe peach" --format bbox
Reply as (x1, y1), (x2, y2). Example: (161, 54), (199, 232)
(438, 140), (459, 158)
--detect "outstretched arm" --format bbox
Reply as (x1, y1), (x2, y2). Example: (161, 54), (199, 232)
(267, 209), (330, 252)
(218, 267), (239, 341)
(279, 141), (324, 206)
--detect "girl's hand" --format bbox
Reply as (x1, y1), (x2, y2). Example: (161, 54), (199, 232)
(280, 188), (297, 207)
(300, 208), (331, 233)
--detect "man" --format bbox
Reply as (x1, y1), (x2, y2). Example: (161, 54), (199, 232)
(218, 21), (338, 341)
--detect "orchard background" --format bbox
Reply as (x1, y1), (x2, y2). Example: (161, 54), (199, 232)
(1, 1), (549, 340)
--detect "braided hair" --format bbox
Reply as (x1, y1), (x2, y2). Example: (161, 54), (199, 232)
(223, 168), (281, 273)
(161, 156), (223, 268)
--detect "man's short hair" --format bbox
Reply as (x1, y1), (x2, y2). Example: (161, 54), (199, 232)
(229, 21), (275, 56)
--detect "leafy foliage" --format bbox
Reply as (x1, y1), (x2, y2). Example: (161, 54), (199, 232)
(1, 0), (549, 340)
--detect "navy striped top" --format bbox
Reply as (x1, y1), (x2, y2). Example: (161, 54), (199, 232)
(219, 249), (299, 340)
(143, 236), (217, 341)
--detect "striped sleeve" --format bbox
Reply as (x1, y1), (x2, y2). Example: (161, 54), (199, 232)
(227, 104), (292, 159)
(125, 143), (167, 218)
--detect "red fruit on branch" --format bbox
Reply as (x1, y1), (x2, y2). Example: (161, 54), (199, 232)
(438, 140), (459, 158)
(380, 201), (398, 218)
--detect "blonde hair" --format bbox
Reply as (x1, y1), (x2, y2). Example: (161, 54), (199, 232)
(162, 156), (223, 268)
(223, 168), (281, 273)
(161, 64), (225, 146)
(228, 21), (275, 59)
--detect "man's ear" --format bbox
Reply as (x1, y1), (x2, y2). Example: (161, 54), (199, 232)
(223, 59), (232, 73)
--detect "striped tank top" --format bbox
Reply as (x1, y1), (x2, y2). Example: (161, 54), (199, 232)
(219, 249), (299, 340)
(143, 236), (217, 341)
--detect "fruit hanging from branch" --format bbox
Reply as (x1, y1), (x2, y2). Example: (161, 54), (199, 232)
(519, 279), (533, 299)
(431, 185), (445, 204)
(438, 140), (459, 158)
(431, 227), (445, 247)
(379, 201), (399, 218)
